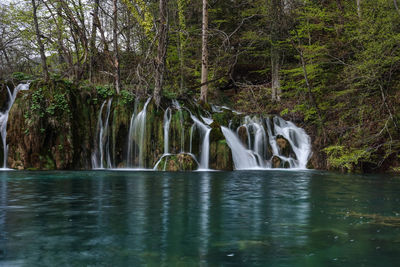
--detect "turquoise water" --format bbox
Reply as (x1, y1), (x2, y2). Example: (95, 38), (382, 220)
(0, 170), (400, 266)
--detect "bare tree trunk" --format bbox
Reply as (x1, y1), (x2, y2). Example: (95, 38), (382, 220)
(394, 0), (400, 16)
(113, 0), (121, 94)
(32, 0), (49, 81)
(89, 0), (100, 82)
(271, 47), (281, 101)
(200, 0), (208, 103)
(356, 0), (362, 19)
(153, 0), (169, 107)
(270, 0), (283, 101)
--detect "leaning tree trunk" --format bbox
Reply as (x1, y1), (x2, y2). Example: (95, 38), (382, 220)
(154, 0), (169, 107)
(32, 0), (49, 81)
(113, 0), (121, 94)
(200, 0), (208, 103)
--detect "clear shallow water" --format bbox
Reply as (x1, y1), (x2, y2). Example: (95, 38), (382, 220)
(0, 171), (400, 266)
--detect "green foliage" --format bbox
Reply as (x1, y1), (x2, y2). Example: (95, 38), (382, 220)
(120, 90), (134, 105)
(324, 146), (372, 172)
(46, 93), (70, 116)
(12, 72), (33, 81)
(96, 85), (114, 99)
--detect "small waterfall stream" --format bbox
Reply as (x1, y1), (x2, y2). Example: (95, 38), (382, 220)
(92, 98), (113, 169)
(163, 108), (172, 154)
(0, 83), (29, 169)
(221, 126), (260, 169)
(126, 97), (151, 168)
(190, 114), (211, 170)
(272, 117), (311, 169)
(172, 100), (185, 152)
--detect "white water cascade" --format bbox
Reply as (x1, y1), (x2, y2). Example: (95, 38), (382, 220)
(190, 114), (211, 170)
(126, 97), (151, 168)
(163, 108), (172, 154)
(172, 100), (185, 152)
(152, 107), (172, 170)
(91, 98), (113, 169)
(221, 126), (260, 169)
(0, 83), (30, 169)
(222, 116), (311, 170)
(271, 117), (311, 169)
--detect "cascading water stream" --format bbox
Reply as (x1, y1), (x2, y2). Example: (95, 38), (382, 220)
(92, 98), (112, 169)
(172, 100), (185, 152)
(222, 116), (311, 170)
(163, 108), (172, 154)
(272, 117), (311, 168)
(190, 114), (211, 170)
(126, 97), (151, 168)
(221, 126), (260, 169)
(0, 83), (29, 169)
(152, 107), (172, 170)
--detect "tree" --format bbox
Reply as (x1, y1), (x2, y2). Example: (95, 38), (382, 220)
(270, 0), (284, 101)
(200, 0), (208, 103)
(31, 0), (49, 81)
(154, 0), (169, 106)
(113, 0), (121, 94)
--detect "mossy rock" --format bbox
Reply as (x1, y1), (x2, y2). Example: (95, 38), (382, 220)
(276, 135), (296, 159)
(156, 153), (198, 171)
(271, 155), (289, 168)
(209, 127), (233, 171)
(210, 140), (233, 170)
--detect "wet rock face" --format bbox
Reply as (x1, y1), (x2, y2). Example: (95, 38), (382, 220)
(271, 155), (290, 168)
(276, 135), (296, 159)
(156, 153), (198, 171)
(237, 126), (248, 148)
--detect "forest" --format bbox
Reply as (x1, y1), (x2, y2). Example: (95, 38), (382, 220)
(1, 0), (400, 173)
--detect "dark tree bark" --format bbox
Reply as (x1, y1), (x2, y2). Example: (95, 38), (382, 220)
(31, 0), (49, 81)
(154, 0), (169, 106)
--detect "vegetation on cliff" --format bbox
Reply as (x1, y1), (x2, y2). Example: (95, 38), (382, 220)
(1, 0), (400, 172)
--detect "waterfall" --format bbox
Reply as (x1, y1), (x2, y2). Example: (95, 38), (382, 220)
(190, 114), (211, 170)
(152, 107), (172, 170)
(272, 117), (311, 169)
(0, 83), (29, 169)
(222, 116), (311, 170)
(172, 100), (185, 152)
(189, 124), (194, 154)
(126, 97), (151, 168)
(163, 108), (172, 154)
(221, 126), (260, 169)
(91, 98), (112, 169)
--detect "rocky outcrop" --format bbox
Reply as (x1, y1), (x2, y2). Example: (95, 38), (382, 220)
(155, 153), (198, 171)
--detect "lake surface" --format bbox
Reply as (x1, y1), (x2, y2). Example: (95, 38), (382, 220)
(0, 170), (400, 266)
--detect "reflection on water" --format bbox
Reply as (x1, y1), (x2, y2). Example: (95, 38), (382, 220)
(0, 171), (399, 266)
